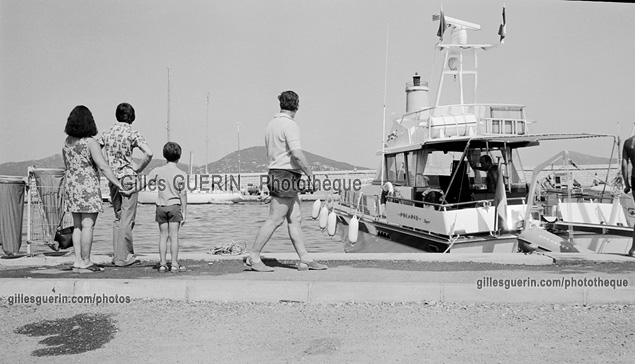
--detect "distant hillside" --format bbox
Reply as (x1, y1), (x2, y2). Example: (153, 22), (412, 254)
(0, 154), (188, 177)
(193, 146), (369, 174)
(0, 146), (369, 176)
(567, 151), (617, 166)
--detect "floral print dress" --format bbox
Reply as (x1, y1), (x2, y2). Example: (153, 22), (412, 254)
(63, 137), (103, 213)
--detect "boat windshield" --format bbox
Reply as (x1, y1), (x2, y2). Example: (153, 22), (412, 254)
(381, 147), (527, 192)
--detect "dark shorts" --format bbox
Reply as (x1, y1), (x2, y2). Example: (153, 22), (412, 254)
(155, 205), (183, 223)
(267, 169), (302, 198)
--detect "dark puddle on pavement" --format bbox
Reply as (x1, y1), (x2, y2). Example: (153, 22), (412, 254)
(15, 313), (116, 356)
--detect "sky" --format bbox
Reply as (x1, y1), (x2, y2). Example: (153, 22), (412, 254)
(1, 0), (634, 170)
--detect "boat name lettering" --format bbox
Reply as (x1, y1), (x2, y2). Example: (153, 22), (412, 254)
(397, 212), (425, 222)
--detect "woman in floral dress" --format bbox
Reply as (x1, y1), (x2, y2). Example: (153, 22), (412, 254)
(63, 105), (130, 273)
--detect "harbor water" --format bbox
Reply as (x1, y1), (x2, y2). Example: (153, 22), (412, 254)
(23, 201), (344, 256)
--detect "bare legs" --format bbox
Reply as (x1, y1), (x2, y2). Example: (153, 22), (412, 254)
(71, 212), (98, 269)
(158, 221), (181, 266)
(249, 195), (311, 264)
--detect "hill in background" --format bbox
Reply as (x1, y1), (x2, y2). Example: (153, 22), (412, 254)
(0, 146), (370, 176)
(193, 146), (369, 174)
(0, 148), (614, 177)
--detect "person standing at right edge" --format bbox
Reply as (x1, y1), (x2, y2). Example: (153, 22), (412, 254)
(97, 102), (153, 267)
(620, 135), (635, 257)
(245, 91), (327, 272)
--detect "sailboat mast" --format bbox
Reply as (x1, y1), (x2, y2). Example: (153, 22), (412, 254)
(205, 92), (210, 175)
(167, 67), (172, 142)
(237, 122), (241, 188)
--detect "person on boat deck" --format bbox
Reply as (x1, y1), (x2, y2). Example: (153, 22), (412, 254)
(620, 135), (635, 257)
(97, 102), (153, 267)
(245, 90), (328, 272)
(473, 155), (498, 192)
(146, 142), (188, 273)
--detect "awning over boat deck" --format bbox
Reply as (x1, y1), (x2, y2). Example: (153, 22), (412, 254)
(382, 133), (616, 154)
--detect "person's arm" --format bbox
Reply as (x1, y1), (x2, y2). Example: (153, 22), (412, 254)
(87, 138), (130, 194)
(622, 147), (631, 194)
(134, 142), (153, 173)
(290, 148), (313, 181)
(285, 122), (313, 182)
(179, 186), (187, 226)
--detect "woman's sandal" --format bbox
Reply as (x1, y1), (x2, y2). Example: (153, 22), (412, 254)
(158, 264), (169, 273)
(170, 264), (186, 273)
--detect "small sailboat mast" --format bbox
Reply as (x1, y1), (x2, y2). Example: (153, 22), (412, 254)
(205, 92), (210, 175)
(166, 67), (172, 142)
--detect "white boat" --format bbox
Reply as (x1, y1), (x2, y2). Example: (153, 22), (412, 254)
(331, 12), (632, 254)
(137, 188), (242, 204)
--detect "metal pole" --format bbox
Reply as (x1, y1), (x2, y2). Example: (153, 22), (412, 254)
(237, 122), (241, 191)
(167, 67), (171, 142)
(205, 93), (210, 175)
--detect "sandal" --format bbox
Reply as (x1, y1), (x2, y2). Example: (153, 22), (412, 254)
(297, 260), (328, 271)
(170, 264), (186, 273)
(158, 264), (169, 273)
(75, 264), (105, 273)
(243, 256), (274, 272)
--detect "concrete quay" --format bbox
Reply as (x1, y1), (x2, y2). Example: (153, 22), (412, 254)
(1, 252), (634, 305)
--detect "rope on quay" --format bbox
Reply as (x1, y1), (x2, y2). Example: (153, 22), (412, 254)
(208, 240), (247, 256)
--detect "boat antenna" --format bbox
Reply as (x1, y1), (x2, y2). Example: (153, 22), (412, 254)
(205, 92), (210, 175)
(380, 23), (389, 186)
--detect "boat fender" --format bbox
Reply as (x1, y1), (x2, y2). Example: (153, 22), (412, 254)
(327, 210), (337, 236)
(318, 205), (329, 230)
(348, 216), (359, 243)
(311, 199), (321, 220)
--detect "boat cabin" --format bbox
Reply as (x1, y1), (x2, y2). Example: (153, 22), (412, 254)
(380, 132), (535, 209)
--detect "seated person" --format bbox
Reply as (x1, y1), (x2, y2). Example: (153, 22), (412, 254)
(474, 155), (498, 192)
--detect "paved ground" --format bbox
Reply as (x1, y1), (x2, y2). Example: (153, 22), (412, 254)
(2, 252), (634, 363)
(1, 252), (634, 304)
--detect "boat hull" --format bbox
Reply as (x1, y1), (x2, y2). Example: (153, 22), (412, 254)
(335, 214), (519, 253)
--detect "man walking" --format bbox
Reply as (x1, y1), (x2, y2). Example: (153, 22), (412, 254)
(245, 91), (327, 272)
(98, 102), (153, 266)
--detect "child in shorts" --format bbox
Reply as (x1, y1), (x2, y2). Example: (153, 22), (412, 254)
(147, 142), (187, 273)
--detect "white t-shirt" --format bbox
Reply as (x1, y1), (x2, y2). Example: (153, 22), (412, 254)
(147, 163), (186, 206)
(265, 113), (302, 172)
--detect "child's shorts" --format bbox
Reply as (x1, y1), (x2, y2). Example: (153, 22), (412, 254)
(155, 205), (183, 223)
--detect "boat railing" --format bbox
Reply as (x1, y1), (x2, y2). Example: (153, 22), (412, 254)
(387, 195), (527, 210)
(341, 190), (382, 218)
(397, 103), (529, 143)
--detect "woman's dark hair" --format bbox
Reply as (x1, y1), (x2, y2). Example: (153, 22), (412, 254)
(163, 141), (182, 162)
(115, 102), (135, 124)
(65, 105), (98, 137)
(278, 91), (299, 112)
